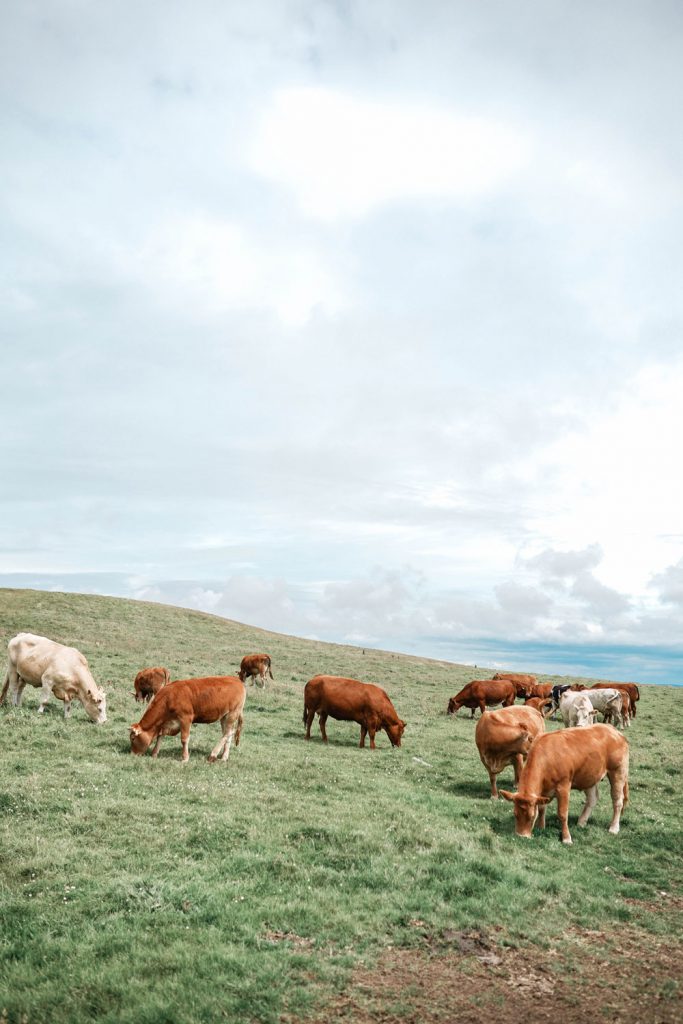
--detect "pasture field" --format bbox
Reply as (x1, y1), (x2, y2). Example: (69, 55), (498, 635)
(0, 588), (681, 1024)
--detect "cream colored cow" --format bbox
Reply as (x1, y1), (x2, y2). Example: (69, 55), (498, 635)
(1, 633), (107, 723)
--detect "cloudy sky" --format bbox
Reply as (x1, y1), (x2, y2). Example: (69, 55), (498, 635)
(2, 1), (682, 684)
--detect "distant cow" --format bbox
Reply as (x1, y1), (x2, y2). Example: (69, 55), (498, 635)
(303, 675), (405, 749)
(559, 691), (598, 729)
(592, 682), (639, 718)
(130, 676), (246, 763)
(525, 682), (553, 700)
(238, 654), (274, 688)
(475, 705), (545, 799)
(501, 724), (629, 844)
(133, 666), (170, 703)
(493, 672), (537, 697)
(447, 679), (516, 718)
(1, 633), (107, 723)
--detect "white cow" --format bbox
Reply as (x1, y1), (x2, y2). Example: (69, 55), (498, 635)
(1, 633), (107, 723)
(580, 688), (626, 729)
(559, 691), (598, 728)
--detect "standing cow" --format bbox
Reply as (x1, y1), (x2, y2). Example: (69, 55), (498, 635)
(303, 675), (405, 749)
(238, 654), (274, 688)
(475, 705), (545, 798)
(133, 666), (170, 703)
(447, 679), (516, 718)
(1, 633), (107, 723)
(130, 676), (246, 763)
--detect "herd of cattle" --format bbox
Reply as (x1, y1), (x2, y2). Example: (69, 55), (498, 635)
(1, 633), (638, 844)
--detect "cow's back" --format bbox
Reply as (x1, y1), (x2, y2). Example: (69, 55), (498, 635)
(9, 633), (88, 685)
(476, 705), (544, 753)
(527, 725), (627, 786)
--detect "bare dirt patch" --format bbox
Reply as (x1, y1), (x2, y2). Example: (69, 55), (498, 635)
(298, 923), (682, 1024)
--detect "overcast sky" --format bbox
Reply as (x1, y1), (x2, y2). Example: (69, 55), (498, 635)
(2, 1), (682, 684)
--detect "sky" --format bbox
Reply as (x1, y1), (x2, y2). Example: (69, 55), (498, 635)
(2, 1), (682, 684)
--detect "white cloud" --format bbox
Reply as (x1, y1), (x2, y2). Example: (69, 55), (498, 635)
(249, 87), (530, 221)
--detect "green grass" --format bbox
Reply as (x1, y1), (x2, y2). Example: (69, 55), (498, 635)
(0, 588), (681, 1023)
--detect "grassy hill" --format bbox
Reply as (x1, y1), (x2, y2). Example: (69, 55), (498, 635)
(0, 588), (681, 1024)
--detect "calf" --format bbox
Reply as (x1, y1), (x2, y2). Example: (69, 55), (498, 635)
(238, 653), (274, 688)
(129, 676), (246, 763)
(501, 724), (629, 844)
(475, 706), (545, 798)
(559, 691), (598, 729)
(133, 666), (170, 703)
(447, 679), (516, 718)
(303, 675), (405, 749)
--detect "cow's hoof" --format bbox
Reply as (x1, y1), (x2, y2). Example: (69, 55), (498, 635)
(208, 755), (216, 763)
(562, 837), (573, 845)
(608, 825), (620, 835)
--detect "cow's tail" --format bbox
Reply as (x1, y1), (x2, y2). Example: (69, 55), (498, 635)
(303, 700), (308, 725)
(268, 657), (274, 680)
(623, 778), (629, 808)
(0, 670), (9, 704)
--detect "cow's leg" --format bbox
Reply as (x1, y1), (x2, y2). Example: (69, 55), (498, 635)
(63, 699), (72, 719)
(470, 706), (476, 719)
(513, 754), (524, 788)
(556, 783), (572, 844)
(537, 802), (547, 829)
(478, 699), (486, 717)
(607, 765), (628, 835)
(220, 717), (238, 761)
(180, 720), (191, 763)
(359, 725), (367, 748)
(488, 768), (499, 799)
(9, 667), (26, 706)
(369, 727), (377, 750)
(318, 713), (328, 743)
(151, 733), (163, 758)
(305, 707), (315, 740)
(578, 784), (599, 827)
(259, 670), (267, 688)
(37, 673), (56, 714)
(209, 716), (230, 762)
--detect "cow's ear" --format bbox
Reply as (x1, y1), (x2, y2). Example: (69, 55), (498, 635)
(499, 790), (516, 802)
(130, 724), (141, 735)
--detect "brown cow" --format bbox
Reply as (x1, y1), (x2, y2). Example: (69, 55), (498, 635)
(525, 682), (553, 699)
(501, 724), (629, 844)
(447, 679), (516, 718)
(129, 676), (246, 763)
(303, 675), (405, 749)
(238, 653), (274, 688)
(475, 705), (546, 798)
(133, 666), (170, 703)
(493, 672), (537, 697)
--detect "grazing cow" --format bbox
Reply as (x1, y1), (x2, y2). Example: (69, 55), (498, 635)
(447, 679), (516, 718)
(592, 682), (639, 718)
(525, 682), (553, 700)
(1, 633), (107, 723)
(559, 691), (598, 729)
(493, 672), (537, 698)
(475, 705), (545, 799)
(501, 724), (629, 844)
(580, 688), (626, 729)
(129, 676), (246, 763)
(524, 696), (554, 716)
(303, 675), (405, 749)
(238, 653), (274, 688)
(133, 666), (170, 703)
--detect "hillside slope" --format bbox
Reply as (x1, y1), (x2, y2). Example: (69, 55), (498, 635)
(0, 589), (681, 1024)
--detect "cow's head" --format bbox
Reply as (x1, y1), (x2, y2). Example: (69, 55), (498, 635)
(129, 724), (152, 755)
(500, 791), (551, 838)
(575, 707), (598, 728)
(84, 689), (107, 724)
(386, 719), (407, 747)
(446, 698), (457, 715)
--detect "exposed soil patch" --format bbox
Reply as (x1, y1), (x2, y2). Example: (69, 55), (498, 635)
(298, 922), (682, 1024)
